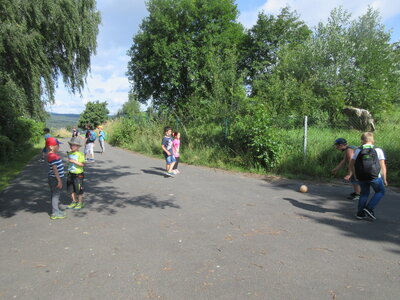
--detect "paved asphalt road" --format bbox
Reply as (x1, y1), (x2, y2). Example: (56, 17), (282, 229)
(0, 141), (399, 300)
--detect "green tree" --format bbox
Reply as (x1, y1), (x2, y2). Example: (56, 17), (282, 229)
(0, 0), (101, 122)
(127, 0), (245, 121)
(253, 6), (400, 125)
(78, 101), (109, 129)
(240, 7), (311, 92)
(305, 7), (399, 118)
(117, 92), (141, 118)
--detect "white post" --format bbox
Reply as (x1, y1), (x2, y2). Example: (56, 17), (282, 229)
(304, 116), (308, 157)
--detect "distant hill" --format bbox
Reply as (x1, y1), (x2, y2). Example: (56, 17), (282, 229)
(46, 113), (80, 129)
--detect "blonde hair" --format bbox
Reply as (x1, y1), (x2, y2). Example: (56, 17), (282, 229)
(361, 132), (374, 143)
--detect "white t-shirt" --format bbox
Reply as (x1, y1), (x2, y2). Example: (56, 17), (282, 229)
(352, 145), (385, 160)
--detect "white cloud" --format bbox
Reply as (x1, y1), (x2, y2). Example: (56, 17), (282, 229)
(52, 72), (130, 115)
(240, 0), (400, 28)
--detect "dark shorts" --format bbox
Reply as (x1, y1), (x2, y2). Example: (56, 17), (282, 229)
(67, 173), (84, 195)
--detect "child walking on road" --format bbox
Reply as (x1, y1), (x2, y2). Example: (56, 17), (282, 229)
(172, 131), (181, 174)
(46, 137), (66, 219)
(161, 126), (176, 177)
(66, 137), (85, 210)
(345, 132), (387, 220)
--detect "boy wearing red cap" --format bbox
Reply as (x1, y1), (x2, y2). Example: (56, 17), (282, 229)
(46, 137), (66, 219)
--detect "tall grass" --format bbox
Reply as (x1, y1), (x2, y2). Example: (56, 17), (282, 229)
(105, 110), (400, 186)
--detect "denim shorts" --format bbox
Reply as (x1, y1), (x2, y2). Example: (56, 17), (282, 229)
(165, 155), (176, 165)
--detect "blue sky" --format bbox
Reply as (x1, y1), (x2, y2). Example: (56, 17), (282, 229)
(51, 0), (400, 115)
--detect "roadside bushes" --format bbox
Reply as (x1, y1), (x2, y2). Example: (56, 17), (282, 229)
(229, 101), (283, 170)
(0, 117), (43, 162)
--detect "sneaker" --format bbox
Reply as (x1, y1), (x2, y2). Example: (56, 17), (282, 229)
(352, 194), (360, 201)
(73, 202), (85, 210)
(39, 158), (45, 162)
(355, 211), (367, 220)
(50, 212), (67, 220)
(165, 172), (175, 177)
(347, 192), (360, 200)
(67, 202), (78, 209)
(363, 208), (376, 220)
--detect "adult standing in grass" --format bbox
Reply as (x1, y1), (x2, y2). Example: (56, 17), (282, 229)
(345, 132), (387, 220)
(332, 138), (361, 201)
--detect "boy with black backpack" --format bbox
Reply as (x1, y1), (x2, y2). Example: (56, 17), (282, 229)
(345, 132), (387, 220)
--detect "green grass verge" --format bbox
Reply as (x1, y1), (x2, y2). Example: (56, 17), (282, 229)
(0, 143), (42, 192)
(106, 111), (400, 187)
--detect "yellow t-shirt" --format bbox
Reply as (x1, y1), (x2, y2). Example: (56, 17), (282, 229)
(68, 151), (85, 174)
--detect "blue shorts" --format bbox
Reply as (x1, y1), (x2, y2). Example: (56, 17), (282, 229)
(42, 146), (48, 153)
(165, 155), (176, 165)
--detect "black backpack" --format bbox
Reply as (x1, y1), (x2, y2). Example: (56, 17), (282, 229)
(355, 146), (381, 181)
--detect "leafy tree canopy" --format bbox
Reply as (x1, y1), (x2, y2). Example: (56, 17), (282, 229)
(78, 101), (109, 129)
(0, 0), (101, 121)
(127, 0), (245, 119)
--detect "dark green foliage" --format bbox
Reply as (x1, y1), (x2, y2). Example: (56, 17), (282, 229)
(0, 0), (101, 167)
(229, 100), (282, 169)
(240, 6), (311, 89)
(78, 101), (109, 129)
(127, 0), (245, 121)
(0, 0), (101, 119)
(0, 135), (14, 163)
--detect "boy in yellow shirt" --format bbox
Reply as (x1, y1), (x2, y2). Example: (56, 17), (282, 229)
(66, 137), (86, 209)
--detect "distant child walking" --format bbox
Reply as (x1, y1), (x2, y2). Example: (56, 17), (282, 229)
(345, 132), (387, 220)
(46, 137), (66, 219)
(172, 131), (181, 174)
(98, 126), (106, 154)
(161, 126), (176, 177)
(332, 138), (361, 200)
(66, 137), (85, 210)
(41, 128), (51, 162)
(85, 125), (96, 162)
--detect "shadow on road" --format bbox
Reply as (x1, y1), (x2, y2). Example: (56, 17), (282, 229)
(266, 179), (400, 253)
(0, 155), (180, 218)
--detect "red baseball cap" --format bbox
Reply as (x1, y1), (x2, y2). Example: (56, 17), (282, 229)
(46, 137), (63, 147)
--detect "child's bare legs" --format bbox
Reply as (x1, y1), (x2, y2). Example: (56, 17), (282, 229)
(167, 162), (175, 173)
(353, 184), (361, 195)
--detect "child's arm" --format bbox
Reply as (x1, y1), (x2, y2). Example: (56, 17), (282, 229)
(344, 159), (355, 181)
(52, 165), (63, 189)
(379, 159), (388, 186)
(68, 159), (84, 167)
(161, 144), (171, 156)
(332, 156), (346, 174)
